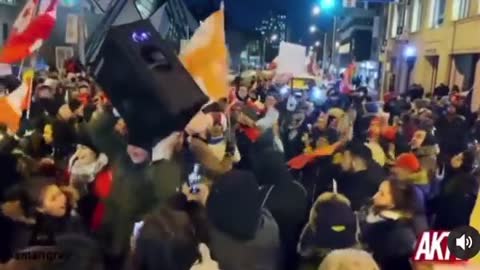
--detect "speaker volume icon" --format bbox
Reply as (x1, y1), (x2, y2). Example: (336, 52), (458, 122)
(456, 234), (473, 250)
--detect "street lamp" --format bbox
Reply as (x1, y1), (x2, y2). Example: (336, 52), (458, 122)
(315, 41), (321, 47)
(309, 25), (317, 33)
(271, 34), (278, 42)
(312, 5), (320, 15)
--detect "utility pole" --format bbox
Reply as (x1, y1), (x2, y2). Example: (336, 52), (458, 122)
(322, 32), (328, 70)
(331, 16), (337, 74)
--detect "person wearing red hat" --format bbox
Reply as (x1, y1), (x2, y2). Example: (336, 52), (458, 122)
(392, 153), (429, 186)
(391, 153), (429, 235)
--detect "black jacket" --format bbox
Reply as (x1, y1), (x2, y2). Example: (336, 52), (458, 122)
(361, 212), (416, 270)
(338, 163), (386, 211)
(432, 171), (479, 230)
(250, 138), (309, 270)
(209, 210), (281, 270)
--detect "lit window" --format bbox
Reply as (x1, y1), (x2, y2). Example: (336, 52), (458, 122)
(410, 0), (423, 32)
(0, 0), (16, 5)
(390, 4), (399, 38)
(429, 0), (446, 28)
(452, 0), (470, 20)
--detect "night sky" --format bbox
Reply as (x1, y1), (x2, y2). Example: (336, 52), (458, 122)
(184, 0), (334, 44)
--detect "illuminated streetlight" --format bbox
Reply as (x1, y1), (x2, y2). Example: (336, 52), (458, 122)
(335, 41), (340, 48)
(309, 25), (317, 33)
(404, 46), (416, 58)
(312, 5), (320, 15)
(315, 41), (321, 47)
(271, 34), (278, 41)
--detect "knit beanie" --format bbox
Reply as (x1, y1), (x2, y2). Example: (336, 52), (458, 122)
(395, 153), (421, 172)
(206, 170), (262, 241)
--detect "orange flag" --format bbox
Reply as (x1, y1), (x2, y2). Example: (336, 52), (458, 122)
(180, 6), (228, 101)
(0, 69), (34, 132)
(288, 142), (341, 170)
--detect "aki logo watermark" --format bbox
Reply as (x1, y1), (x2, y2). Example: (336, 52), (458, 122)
(14, 226), (69, 262)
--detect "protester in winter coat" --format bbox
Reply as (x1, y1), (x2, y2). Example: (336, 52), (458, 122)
(86, 108), (184, 265)
(392, 153), (430, 194)
(250, 147), (308, 270)
(318, 248), (379, 270)
(67, 128), (111, 232)
(337, 141), (386, 210)
(0, 153), (22, 262)
(391, 153), (429, 234)
(431, 149), (479, 230)
(297, 192), (357, 270)
(4, 176), (83, 254)
(435, 105), (468, 163)
(131, 206), (219, 270)
(410, 128), (439, 180)
(184, 170), (281, 270)
(361, 179), (418, 270)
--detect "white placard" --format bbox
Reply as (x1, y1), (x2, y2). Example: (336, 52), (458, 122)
(277, 42), (307, 77)
(65, 14), (79, 44)
(55, 46), (74, 71)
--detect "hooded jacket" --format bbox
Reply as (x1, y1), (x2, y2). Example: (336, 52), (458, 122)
(86, 111), (182, 261)
(207, 170), (281, 270)
(208, 210), (281, 270)
(251, 148), (308, 270)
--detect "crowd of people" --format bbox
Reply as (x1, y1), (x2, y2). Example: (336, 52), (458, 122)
(0, 68), (479, 270)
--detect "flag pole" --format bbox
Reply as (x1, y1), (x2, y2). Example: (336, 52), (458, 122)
(17, 59), (25, 79)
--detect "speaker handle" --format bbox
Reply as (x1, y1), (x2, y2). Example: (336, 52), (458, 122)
(140, 45), (172, 70)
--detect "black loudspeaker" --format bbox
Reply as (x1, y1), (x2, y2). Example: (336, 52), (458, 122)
(91, 20), (208, 148)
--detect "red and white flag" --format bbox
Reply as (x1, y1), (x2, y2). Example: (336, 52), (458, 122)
(0, 69), (34, 132)
(0, 0), (59, 63)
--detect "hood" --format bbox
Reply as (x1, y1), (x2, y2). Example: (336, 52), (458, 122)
(207, 170), (262, 241)
(407, 169), (429, 185)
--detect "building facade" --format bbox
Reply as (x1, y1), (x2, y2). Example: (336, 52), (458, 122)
(336, 1), (386, 89)
(382, 0), (480, 106)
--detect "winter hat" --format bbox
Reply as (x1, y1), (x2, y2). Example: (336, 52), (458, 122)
(206, 170), (262, 241)
(75, 126), (99, 154)
(395, 153), (421, 172)
(308, 192), (357, 249)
